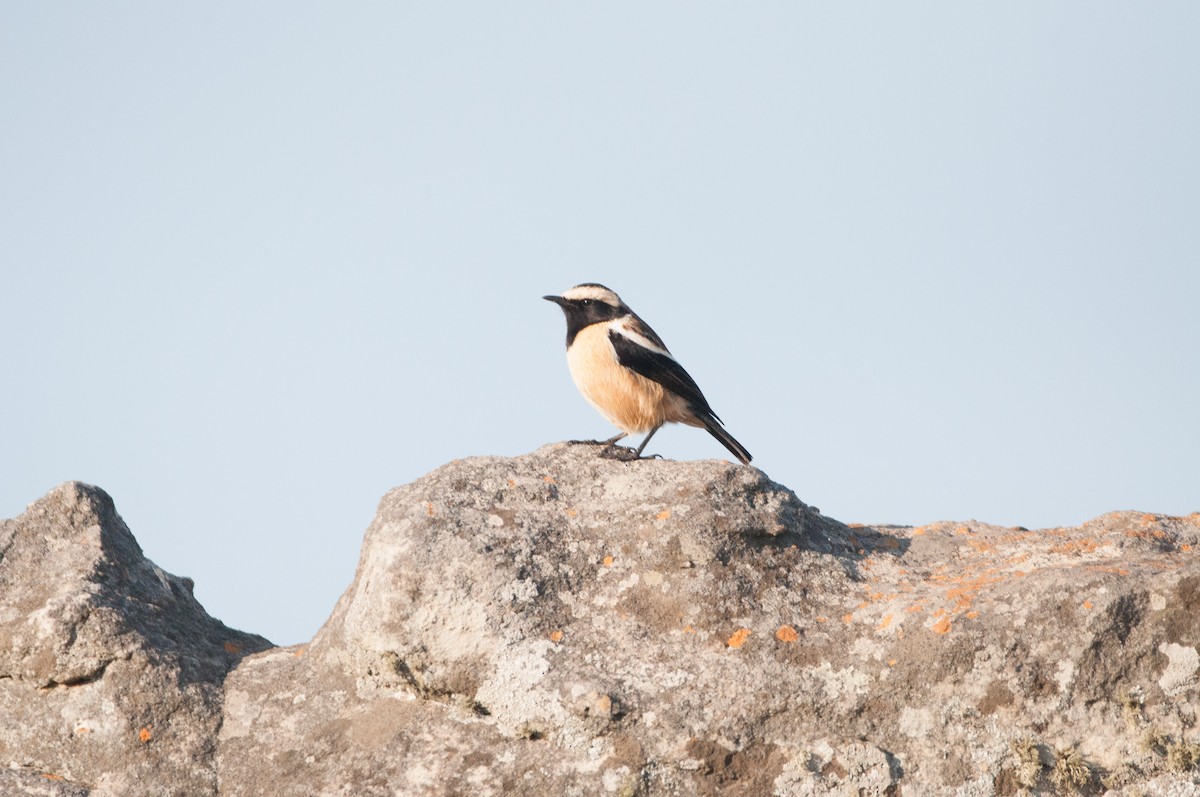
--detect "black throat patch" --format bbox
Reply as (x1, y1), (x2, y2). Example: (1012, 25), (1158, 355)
(558, 299), (625, 347)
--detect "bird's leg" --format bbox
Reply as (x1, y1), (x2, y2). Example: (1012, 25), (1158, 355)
(633, 425), (663, 459)
(569, 432), (627, 447)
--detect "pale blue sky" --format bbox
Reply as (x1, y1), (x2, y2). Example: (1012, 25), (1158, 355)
(3, 4), (1197, 645)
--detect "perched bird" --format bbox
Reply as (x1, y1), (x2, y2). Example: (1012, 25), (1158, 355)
(543, 283), (752, 464)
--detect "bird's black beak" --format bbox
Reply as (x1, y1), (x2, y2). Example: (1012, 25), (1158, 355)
(543, 295), (569, 307)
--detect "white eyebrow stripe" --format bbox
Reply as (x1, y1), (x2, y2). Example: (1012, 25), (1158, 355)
(561, 285), (621, 304)
(612, 316), (674, 359)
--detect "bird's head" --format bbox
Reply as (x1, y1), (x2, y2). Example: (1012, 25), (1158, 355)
(544, 283), (627, 321)
(543, 283), (629, 345)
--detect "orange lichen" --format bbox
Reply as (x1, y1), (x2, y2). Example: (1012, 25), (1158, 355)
(842, 613), (855, 624)
(775, 625), (799, 643)
(41, 774), (64, 782)
(906, 604), (924, 614)
(946, 591), (976, 611)
(942, 573), (1008, 608)
(887, 658), (898, 667)
(1141, 513), (1158, 524)
(999, 530), (1038, 546)
(602, 555), (614, 567)
(507, 479), (515, 487)
(912, 526), (928, 536)
(968, 539), (996, 554)
(931, 617), (952, 635)
(727, 628), (751, 648)
(549, 630), (564, 643)
(74, 727), (91, 735)
(1082, 600), (1093, 610)
(1125, 528), (1169, 541)
(656, 509), (672, 520)
(965, 611), (979, 620)
(815, 616), (829, 624)
(683, 625), (696, 634)
(848, 523), (864, 528)
(138, 726), (152, 743)
(425, 502), (435, 517)
(877, 614), (894, 631)
(543, 475), (557, 484)
(1086, 565), (1131, 576)
(1050, 538), (1103, 555)
(564, 508), (578, 517)
(955, 525), (971, 535)
(293, 647), (305, 657)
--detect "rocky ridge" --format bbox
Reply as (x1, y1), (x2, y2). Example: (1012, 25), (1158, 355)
(2, 444), (1198, 795)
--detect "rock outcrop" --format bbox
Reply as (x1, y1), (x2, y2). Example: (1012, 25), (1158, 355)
(0, 482), (271, 796)
(3, 445), (1199, 795)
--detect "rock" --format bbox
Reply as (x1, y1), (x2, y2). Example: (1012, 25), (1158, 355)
(0, 482), (271, 797)
(0, 769), (91, 797)
(217, 644), (583, 797)
(224, 443), (1200, 795)
(4, 447), (1200, 794)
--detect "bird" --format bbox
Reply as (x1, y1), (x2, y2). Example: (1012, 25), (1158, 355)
(543, 283), (752, 464)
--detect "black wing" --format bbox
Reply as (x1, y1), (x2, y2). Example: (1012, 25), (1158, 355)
(608, 328), (719, 420)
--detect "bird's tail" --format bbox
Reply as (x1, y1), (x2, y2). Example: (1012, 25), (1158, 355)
(700, 414), (752, 465)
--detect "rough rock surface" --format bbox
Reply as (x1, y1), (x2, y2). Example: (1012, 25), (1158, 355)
(5, 446), (1200, 795)
(0, 482), (271, 796)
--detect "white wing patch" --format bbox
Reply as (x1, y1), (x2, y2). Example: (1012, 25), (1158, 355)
(612, 316), (674, 359)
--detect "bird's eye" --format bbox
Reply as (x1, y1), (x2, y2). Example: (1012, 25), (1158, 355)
(580, 299), (593, 306)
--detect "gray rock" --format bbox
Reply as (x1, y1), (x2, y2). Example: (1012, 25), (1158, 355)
(5, 447), (1200, 794)
(218, 644), (584, 797)
(0, 482), (271, 797)
(0, 769), (91, 797)
(228, 442), (1200, 795)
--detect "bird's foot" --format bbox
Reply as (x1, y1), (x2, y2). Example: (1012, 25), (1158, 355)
(598, 445), (640, 461)
(568, 438), (608, 446)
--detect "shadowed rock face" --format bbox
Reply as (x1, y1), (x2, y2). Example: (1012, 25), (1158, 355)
(5, 446), (1200, 795)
